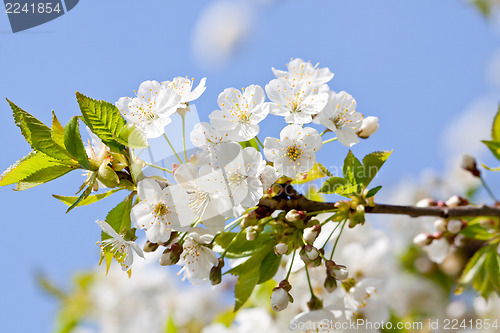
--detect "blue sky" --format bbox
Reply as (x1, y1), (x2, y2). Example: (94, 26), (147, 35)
(1, 0), (500, 331)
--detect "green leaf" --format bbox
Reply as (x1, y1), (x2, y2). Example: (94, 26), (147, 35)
(485, 247), (500, 294)
(362, 150), (392, 187)
(64, 116), (92, 170)
(258, 251), (281, 284)
(292, 163), (329, 185)
(460, 219), (494, 241)
(0, 151), (62, 186)
(104, 196), (133, 236)
(234, 268), (260, 312)
(16, 165), (75, 191)
(51, 111), (66, 148)
(343, 150), (365, 186)
(239, 138), (260, 151)
(216, 232), (273, 258)
(366, 185), (383, 198)
(7, 99), (72, 160)
(458, 246), (488, 285)
(491, 105), (500, 141)
(75, 92), (128, 150)
(66, 185), (93, 213)
(53, 189), (122, 207)
(164, 316), (178, 333)
(319, 177), (348, 194)
(118, 124), (149, 149)
(482, 140), (500, 161)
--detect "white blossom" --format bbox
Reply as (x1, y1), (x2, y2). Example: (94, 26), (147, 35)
(265, 78), (329, 124)
(424, 238), (451, 263)
(131, 179), (193, 243)
(264, 125), (322, 178)
(96, 220), (144, 271)
(179, 230), (218, 284)
(357, 116), (379, 139)
(162, 77), (206, 108)
(316, 91), (363, 147)
(209, 85), (269, 141)
(272, 58), (334, 86)
(447, 220), (463, 234)
(116, 80), (181, 138)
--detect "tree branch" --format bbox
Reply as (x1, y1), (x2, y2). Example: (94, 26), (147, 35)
(258, 196), (500, 219)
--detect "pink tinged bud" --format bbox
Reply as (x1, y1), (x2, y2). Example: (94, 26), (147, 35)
(172, 163), (180, 174)
(285, 209), (305, 222)
(447, 220), (463, 234)
(434, 219), (448, 232)
(460, 154), (480, 177)
(143, 241), (159, 253)
(188, 153), (198, 164)
(274, 243), (288, 255)
(303, 226), (320, 243)
(416, 198), (437, 207)
(413, 233), (432, 247)
(357, 116), (379, 139)
(271, 288), (289, 312)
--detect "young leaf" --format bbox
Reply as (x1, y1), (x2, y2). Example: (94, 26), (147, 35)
(51, 111), (65, 148)
(53, 189), (122, 207)
(216, 232), (273, 258)
(105, 196), (133, 235)
(292, 163), (329, 185)
(491, 105), (500, 141)
(15, 165), (75, 191)
(239, 138), (260, 151)
(0, 151), (61, 186)
(64, 116), (92, 170)
(7, 99), (72, 160)
(258, 251), (281, 284)
(343, 150), (365, 186)
(319, 177), (348, 194)
(75, 92), (127, 150)
(482, 140), (500, 161)
(366, 185), (382, 198)
(234, 269), (260, 312)
(458, 246), (488, 285)
(118, 124), (149, 149)
(362, 150), (392, 187)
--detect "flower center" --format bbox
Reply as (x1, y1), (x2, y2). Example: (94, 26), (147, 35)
(153, 202), (170, 216)
(228, 171), (246, 186)
(286, 145), (303, 161)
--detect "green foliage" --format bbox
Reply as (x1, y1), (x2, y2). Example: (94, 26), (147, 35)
(292, 162), (330, 185)
(258, 251), (281, 284)
(458, 245), (500, 298)
(239, 137), (260, 151)
(215, 231), (274, 258)
(7, 99), (74, 161)
(53, 189), (122, 207)
(0, 151), (61, 186)
(64, 116), (92, 170)
(76, 92), (148, 151)
(51, 111), (66, 148)
(460, 217), (498, 241)
(228, 245), (274, 311)
(483, 106), (500, 166)
(16, 165), (75, 191)
(104, 196), (134, 237)
(319, 150), (391, 197)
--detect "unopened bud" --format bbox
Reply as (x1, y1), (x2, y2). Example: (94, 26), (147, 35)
(143, 241), (159, 253)
(304, 244), (319, 261)
(307, 295), (323, 311)
(460, 154), (480, 177)
(357, 116), (379, 139)
(209, 259), (224, 286)
(97, 163), (120, 188)
(172, 163), (180, 174)
(159, 242), (183, 266)
(416, 198), (437, 207)
(246, 227), (259, 241)
(332, 265), (349, 280)
(274, 243), (288, 255)
(434, 219), (448, 232)
(324, 275), (338, 293)
(285, 209), (305, 222)
(303, 225), (321, 243)
(271, 287), (289, 312)
(445, 195), (468, 207)
(279, 279), (292, 292)
(242, 211), (259, 228)
(447, 220), (463, 234)
(413, 233), (432, 247)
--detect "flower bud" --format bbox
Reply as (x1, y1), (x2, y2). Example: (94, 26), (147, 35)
(460, 154), (480, 177)
(97, 163), (120, 188)
(324, 275), (338, 293)
(274, 243), (288, 255)
(447, 220), (463, 234)
(332, 265), (349, 280)
(279, 279), (292, 292)
(285, 209), (305, 222)
(143, 241), (159, 253)
(271, 287), (289, 312)
(303, 224), (321, 243)
(172, 163), (180, 174)
(307, 295), (323, 311)
(357, 116), (379, 139)
(209, 259), (224, 286)
(454, 234), (467, 247)
(413, 233), (432, 247)
(159, 242), (183, 266)
(246, 227), (259, 241)
(434, 219), (448, 232)
(304, 244), (319, 261)
(446, 195), (468, 207)
(416, 198), (437, 207)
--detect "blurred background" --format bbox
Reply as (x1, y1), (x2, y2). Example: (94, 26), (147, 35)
(1, 0), (500, 331)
